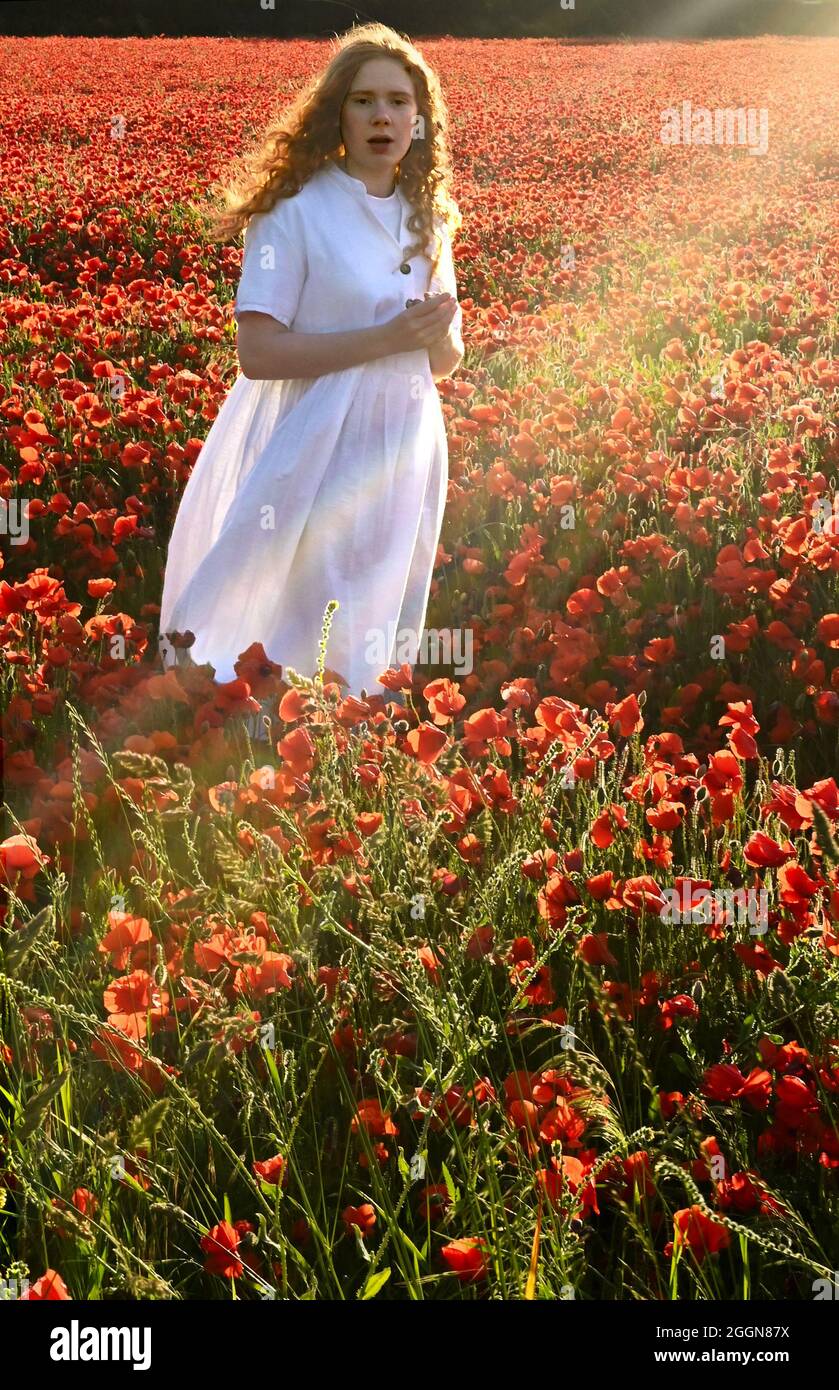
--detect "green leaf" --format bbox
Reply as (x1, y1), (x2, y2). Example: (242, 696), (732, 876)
(669, 1052), (692, 1078)
(59, 1064), (72, 1127)
(395, 1226), (426, 1264)
(352, 1224), (372, 1264)
(360, 1267), (391, 1300)
(441, 1161), (458, 1203)
(261, 1046), (284, 1097)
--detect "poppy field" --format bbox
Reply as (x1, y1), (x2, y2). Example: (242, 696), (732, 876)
(2, 34), (839, 1302)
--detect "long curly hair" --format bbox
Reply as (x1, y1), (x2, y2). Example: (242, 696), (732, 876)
(201, 23), (461, 282)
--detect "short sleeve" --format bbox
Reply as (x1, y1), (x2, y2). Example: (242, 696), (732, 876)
(428, 220), (463, 343)
(234, 199), (307, 329)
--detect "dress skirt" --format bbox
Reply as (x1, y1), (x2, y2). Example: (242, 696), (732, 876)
(157, 349), (448, 698)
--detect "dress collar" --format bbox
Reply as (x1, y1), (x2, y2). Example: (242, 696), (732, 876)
(323, 157), (410, 252)
(325, 158), (405, 203)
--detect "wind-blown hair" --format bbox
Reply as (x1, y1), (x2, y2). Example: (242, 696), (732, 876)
(201, 23), (461, 280)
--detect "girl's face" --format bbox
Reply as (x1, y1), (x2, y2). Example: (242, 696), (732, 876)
(340, 56), (418, 179)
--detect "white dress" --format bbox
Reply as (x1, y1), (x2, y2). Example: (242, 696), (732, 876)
(157, 158), (462, 699)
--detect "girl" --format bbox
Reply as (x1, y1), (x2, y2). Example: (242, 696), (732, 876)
(157, 23), (463, 728)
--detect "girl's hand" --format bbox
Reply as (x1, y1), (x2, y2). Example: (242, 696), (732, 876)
(383, 293), (457, 353)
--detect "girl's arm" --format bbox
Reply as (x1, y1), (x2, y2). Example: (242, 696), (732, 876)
(238, 297), (458, 381)
(237, 313), (397, 381)
(428, 330), (464, 381)
(427, 223), (464, 380)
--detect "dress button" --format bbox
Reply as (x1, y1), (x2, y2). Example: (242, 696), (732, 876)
(400, 262), (411, 274)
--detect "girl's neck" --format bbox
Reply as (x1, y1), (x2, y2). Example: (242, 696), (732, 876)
(338, 154), (398, 198)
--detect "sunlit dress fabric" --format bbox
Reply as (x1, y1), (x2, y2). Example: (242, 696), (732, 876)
(157, 158), (461, 698)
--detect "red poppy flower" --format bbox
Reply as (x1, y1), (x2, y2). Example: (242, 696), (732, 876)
(620, 875), (668, 916)
(743, 832), (795, 868)
(733, 942), (781, 976)
(98, 911), (152, 970)
(585, 871), (613, 903)
(539, 1098), (586, 1147)
(817, 614), (839, 649)
(658, 994), (700, 1029)
(0, 832), (50, 899)
(578, 932), (618, 967)
(608, 693), (644, 736)
(71, 1187), (97, 1217)
(103, 970), (169, 1040)
(233, 950), (294, 999)
(508, 1097), (540, 1139)
(715, 1171), (763, 1214)
(200, 1220), (243, 1279)
(341, 1203), (376, 1235)
(252, 1153), (286, 1187)
(415, 1184), (452, 1221)
(90, 1027), (169, 1094)
(590, 803), (629, 849)
(406, 722), (449, 765)
(418, 944), (443, 985)
(358, 1141), (389, 1170)
(701, 1063), (747, 1102)
(738, 1068), (773, 1110)
(658, 1091), (686, 1120)
(440, 1237), (488, 1283)
(19, 1268), (71, 1300)
(622, 1151), (656, 1201)
(351, 1099), (398, 1138)
(775, 1075), (820, 1128)
(665, 1205), (731, 1263)
(536, 1153), (600, 1217)
(758, 1037), (811, 1073)
(466, 925), (495, 958)
(423, 677), (466, 725)
(277, 725), (316, 775)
